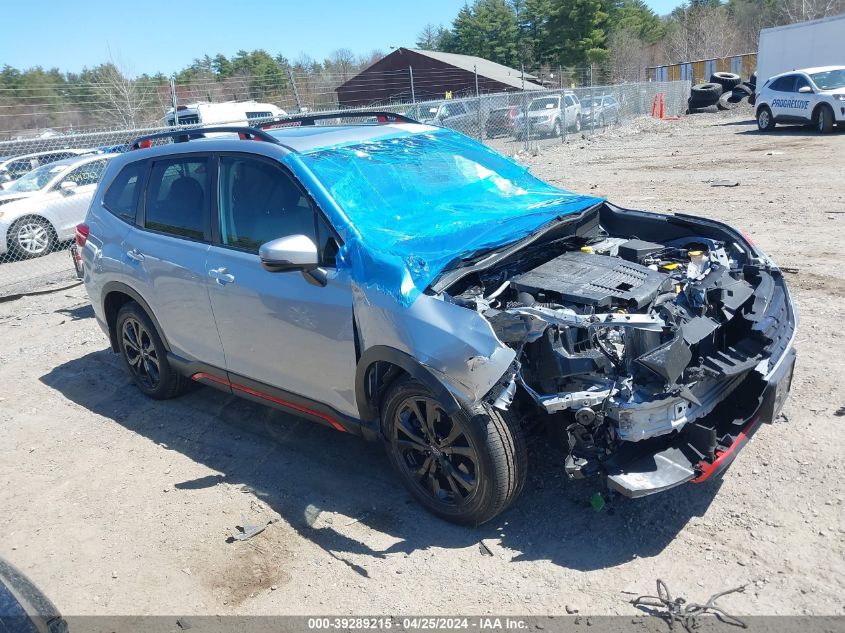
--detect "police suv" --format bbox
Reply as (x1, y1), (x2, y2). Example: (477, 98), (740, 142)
(755, 65), (845, 133)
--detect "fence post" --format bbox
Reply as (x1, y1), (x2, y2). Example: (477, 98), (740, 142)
(170, 77), (178, 126)
(590, 63), (595, 135)
(521, 63), (529, 152)
(288, 68), (303, 112)
(409, 66), (416, 104)
(474, 65), (481, 141)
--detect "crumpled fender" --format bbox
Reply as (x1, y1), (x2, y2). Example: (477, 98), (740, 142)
(353, 283), (515, 421)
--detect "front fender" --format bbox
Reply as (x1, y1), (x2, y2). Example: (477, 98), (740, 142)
(353, 288), (516, 423)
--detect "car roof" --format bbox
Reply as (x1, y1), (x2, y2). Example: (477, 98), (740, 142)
(41, 152), (118, 169)
(0, 148), (90, 165)
(770, 65), (845, 80)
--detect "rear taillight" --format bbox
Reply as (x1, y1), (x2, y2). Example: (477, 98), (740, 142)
(137, 139), (152, 149)
(75, 223), (89, 247)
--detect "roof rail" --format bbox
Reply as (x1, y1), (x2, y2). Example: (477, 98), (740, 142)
(129, 126), (283, 150)
(255, 111), (419, 129)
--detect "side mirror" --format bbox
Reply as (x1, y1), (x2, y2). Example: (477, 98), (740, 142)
(0, 172), (10, 183)
(260, 235), (327, 286)
(259, 234), (319, 272)
(798, 85), (812, 94)
(60, 181), (78, 195)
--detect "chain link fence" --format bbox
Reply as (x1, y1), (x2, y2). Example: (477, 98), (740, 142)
(0, 78), (689, 299)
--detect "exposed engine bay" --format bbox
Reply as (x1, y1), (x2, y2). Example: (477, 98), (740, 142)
(439, 204), (795, 496)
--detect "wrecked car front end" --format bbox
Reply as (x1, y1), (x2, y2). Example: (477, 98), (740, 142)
(296, 126), (796, 500)
(434, 203), (796, 497)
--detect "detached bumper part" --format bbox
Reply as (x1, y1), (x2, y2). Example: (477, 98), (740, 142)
(605, 347), (795, 498)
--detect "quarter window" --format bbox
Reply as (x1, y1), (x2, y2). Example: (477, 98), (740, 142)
(217, 156), (316, 253)
(144, 157), (208, 240)
(104, 161), (146, 222)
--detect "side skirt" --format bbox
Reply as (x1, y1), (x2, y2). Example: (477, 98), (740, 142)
(167, 353), (367, 437)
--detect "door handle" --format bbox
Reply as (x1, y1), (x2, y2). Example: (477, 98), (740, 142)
(126, 248), (145, 262)
(208, 267), (235, 285)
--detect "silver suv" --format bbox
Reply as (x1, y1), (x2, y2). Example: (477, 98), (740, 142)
(79, 114), (796, 525)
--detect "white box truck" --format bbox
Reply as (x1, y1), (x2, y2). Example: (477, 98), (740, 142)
(164, 101), (286, 127)
(757, 13), (845, 83)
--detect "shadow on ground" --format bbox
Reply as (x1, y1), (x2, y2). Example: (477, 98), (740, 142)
(724, 119), (845, 136)
(40, 347), (722, 574)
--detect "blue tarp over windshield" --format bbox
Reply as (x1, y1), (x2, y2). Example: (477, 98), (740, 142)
(294, 127), (603, 305)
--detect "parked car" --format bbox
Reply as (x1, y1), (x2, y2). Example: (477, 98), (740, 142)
(484, 106), (521, 138)
(0, 149), (92, 190)
(0, 153), (115, 258)
(79, 117), (796, 526)
(513, 93), (582, 139)
(755, 65), (845, 133)
(582, 94), (620, 128)
(419, 99), (482, 137)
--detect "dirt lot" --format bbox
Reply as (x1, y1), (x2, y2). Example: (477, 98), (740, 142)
(1, 109), (843, 617)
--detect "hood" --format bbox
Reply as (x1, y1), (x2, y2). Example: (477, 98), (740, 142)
(0, 191), (36, 206)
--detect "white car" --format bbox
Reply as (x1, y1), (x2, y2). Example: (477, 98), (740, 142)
(0, 153), (115, 258)
(755, 65), (845, 133)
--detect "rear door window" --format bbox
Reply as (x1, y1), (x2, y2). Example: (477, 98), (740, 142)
(770, 76), (795, 92)
(143, 157), (210, 240)
(104, 161), (146, 222)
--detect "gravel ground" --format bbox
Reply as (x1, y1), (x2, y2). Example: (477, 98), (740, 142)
(0, 109), (843, 618)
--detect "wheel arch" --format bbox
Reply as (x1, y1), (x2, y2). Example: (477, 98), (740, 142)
(355, 345), (462, 427)
(102, 282), (169, 354)
(7, 213), (59, 242)
(811, 101), (833, 121)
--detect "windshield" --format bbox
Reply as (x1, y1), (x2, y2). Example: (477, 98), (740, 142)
(529, 97), (558, 111)
(6, 162), (66, 192)
(297, 128), (601, 302)
(810, 69), (845, 90)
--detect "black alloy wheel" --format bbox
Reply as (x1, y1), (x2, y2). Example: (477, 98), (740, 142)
(393, 395), (479, 506)
(121, 316), (161, 391)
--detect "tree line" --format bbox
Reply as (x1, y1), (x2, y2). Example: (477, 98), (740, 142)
(416, 0), (844, 83)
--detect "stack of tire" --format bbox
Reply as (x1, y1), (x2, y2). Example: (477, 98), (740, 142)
(688, 72), (757, 113)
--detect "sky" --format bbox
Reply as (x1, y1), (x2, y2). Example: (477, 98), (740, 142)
(0, 0), (680, 76)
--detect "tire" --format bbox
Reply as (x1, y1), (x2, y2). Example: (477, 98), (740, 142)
(8, 216), (56, 259)
(381, 377), (527, 526)
(710, 72), (742, 92)
(815, 104), (834, 134)
(732, 83), (753, 99)
(757, 106), (775, 131)
(717, 92), (736, 110)
(690, 83), (723, 107)
(116, 301), (189, 400)
(552, 119), (562, 137)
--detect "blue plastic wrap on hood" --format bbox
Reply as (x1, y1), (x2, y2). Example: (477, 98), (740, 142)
(293, 127), (603, 305)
